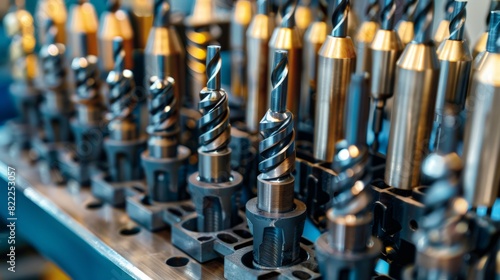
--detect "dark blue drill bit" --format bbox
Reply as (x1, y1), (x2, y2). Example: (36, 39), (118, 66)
(413, 0), (434, 44)
(448, 0), (466, 41)
(331, 0), (349, 37)
(381, 0), (396, 30)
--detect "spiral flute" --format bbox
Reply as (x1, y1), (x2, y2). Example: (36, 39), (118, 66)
(396, 0), (418, 46)
(381, 0), (396, 31)
(72, 55), (102, 126)
(106, 37), (137, 141)
(355, 0), (379, 74)
(331, 0), (348, 37)
(414, 0), (434, 44)
(448, 0), (466, 41)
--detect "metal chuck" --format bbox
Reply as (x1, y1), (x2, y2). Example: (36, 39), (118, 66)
(246, 50), (306, 267)
(188, 45), (243, 232)
(246, 0), (275, 133)
(313, 0), (356, 161)
(315, 141), (381, 280)
(385, 0), (440, 190)
(103, 37), (146, 182)
(370, 0), (403, 152)
(462, 11), (500, 208)
(431, 0), (471, 152)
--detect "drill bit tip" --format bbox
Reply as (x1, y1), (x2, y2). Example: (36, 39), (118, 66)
(448, 0), (467, 41)
(331, 0), (349, 37)
(413, 0), (435, 44)
(487, 11), (500, 53)
(280, 0), (297, 28)
(153, 0), (170, 27)
(381, 0), (396, 30)
(270, 50), (289, 113)
(206, 45), (221, 91)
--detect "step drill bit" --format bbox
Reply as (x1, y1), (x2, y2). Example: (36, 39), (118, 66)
(39, 21), (73, 143)
(385, 0), (440, 190)
(230, 0), (253, 102)
(314, 0), (356, 162)
(462, 11), (500, 209)
(188, 46), (243, 232)
(473, 0), (500, 58)
(315, 141), (381, 279)
(246, 50), (307, 268)
(66, 0), (98, 59)
(246, 0), (275, 133)
(268, 0), (302, 125)
(431, 0), (471, 152)
(370, 0), (403, 152)
(396, 0), (418, 47)
(141, 59), (191, 203)
(35, 0), (66, 45)
(300, 0), (327, 126)
(354, 0), (380, 74)
(104, 37), (146, 182)
(414, 153), (468, 280)
(98, 0), (134, 76)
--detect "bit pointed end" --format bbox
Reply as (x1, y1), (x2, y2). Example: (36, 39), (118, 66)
(153, 0), (170, 27)
(206, 45), (221, 91)
(270, 50), (288, 113)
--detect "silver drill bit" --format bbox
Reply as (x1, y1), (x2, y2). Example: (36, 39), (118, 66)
(331, 0), (348, 38)
(246, 50), (306, 268)
(366, 0), (380, 22)
(106, 37), (137, 141)
(396, 0), (418, 46)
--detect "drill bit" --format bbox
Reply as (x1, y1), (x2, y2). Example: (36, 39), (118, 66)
(72, 55), (102, 125)
(315, 141), (380, 279)
(354, 0), (379, 74)
(396, 0), (417, 46)
(448, 0), (466, 41)
(106, 37), (137, 141)
(294, 0), (314, 36)
(246, 0), (275, 133)
(40, 21), (66, 89)
(66, 0), (98, 58)
(381, 0), (396, 31)
(473, 0), (500, 57)
(331, 0), (348, 38)
(413, 0), (434, 44)
(462, 11), (500, 208)
(433, 0), (457, 46)
(246, 50), (306, 268)
(385, 0), (440, 190)
(259, 50), (295, 184)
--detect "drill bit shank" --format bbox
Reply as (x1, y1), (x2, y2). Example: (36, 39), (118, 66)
(354, 0), (379, 74)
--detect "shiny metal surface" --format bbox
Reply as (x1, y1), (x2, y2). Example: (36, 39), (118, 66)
(230, 0), (253, 100)
(0, 150), (224, 279)
(355, 21), (378, 74)
(246, 0), (274, 133)
(122, 0), (154, 50)
(66, 0), (98, 58)
(313, 36), (356, 161)
(473, 32), (488, 58)
(385, 43), (440, 190)
(395, 0), (417, 47)
(463, 53), (500, 207)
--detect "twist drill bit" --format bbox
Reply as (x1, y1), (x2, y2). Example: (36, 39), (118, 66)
(230, 0), (253, 101)
(462, 11), (500, 208)
(327, 0), (359, 39)
(188, 45), (242, 233)
(396, 0), (418, 47)
(121, 0), (154, 51)
(433, 0), (454, 46)
(72, 55), (102, 127)
(35, 0), (67, 45)
(355, 0), (379, 74)
(370, 0), (403, 152)
(66, 0), (98, 58)
(246, 0), (275, 133)
(98, 0), (134, 76)
(145, 0), (184, 111)
(300, 1), (327, 125)
(385, 0), (440, 190)
(475, 0), (500, 57)
(431, 0), (470, 152)
(246, 50), (306, 268)
(315, 141), (380, 279)
(314, 0), (356, 161)
(268, 0), (302, 125)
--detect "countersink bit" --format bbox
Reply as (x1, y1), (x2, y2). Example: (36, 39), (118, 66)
(474, 0), (500, 57)
(396, 0), (418, 47)
(431, 0), (470, 152)
(39, 22), (73, 143)
(246, 0), (275, 133)
(35, 0), (67, 45)
(268, 0), (302, 126)
(385, 0), (440, 190)
(188, 45), (242, 232)
(66, 0), (98, 59)
(300, 0), (327, 125)
(145, 0), (184, 111)
(230, 0), (253, 102)
(246, 50), (306, 268)
(370, 0), (403, 153)
(462, 11), (500, 208)
(313, 0), (356, 161)
(354, 0), (380, 74)
(98, 0), (134, 76)
(315, 142), (381, 279)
